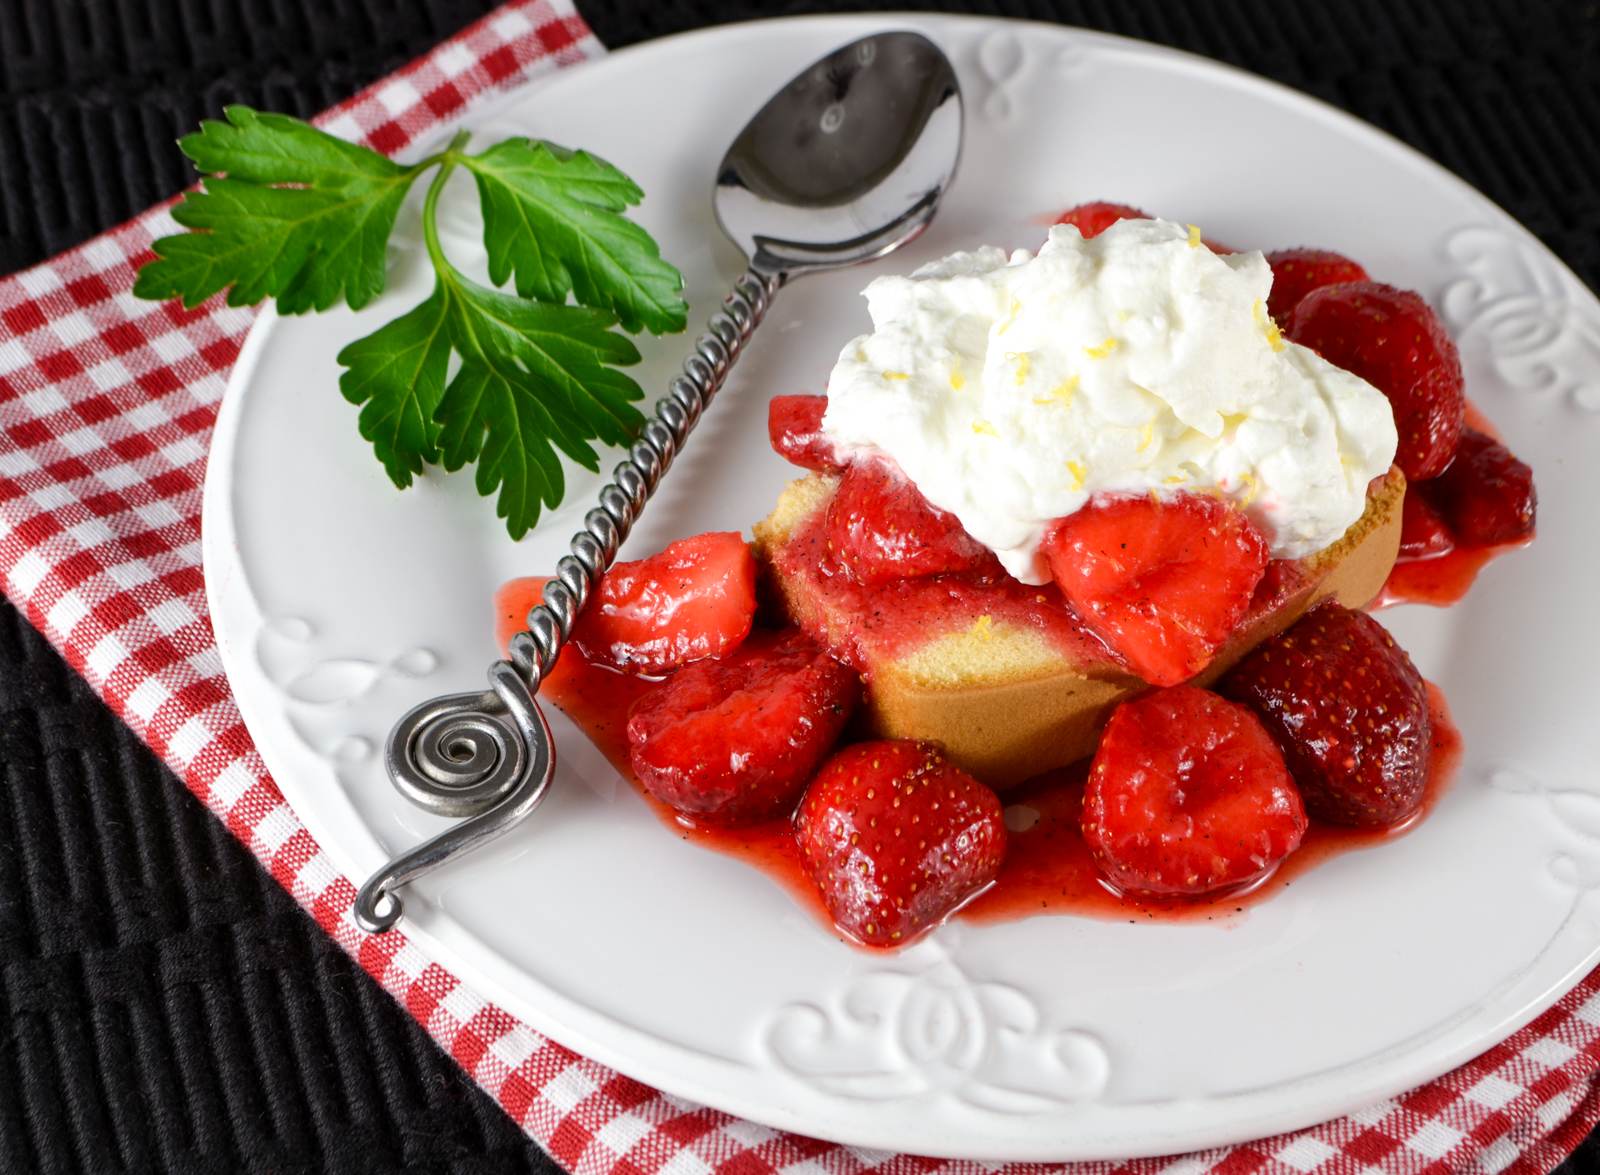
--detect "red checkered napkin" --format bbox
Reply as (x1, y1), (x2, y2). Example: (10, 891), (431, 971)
(0, 2), (1597, 1169)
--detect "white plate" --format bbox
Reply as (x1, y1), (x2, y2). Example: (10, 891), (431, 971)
(203, 14), (1600, 1161)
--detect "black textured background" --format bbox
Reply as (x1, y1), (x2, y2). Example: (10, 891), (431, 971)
(1, 1), (1597, 1171)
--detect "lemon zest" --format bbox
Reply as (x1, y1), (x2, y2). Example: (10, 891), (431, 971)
(1032, 373), (1079, 408)
(1065, 460), (1087, 490)
(883, 370), (910, 381)
(972, 419), (999, 437)
(972, 615), (995, 641)
(1251, 299), (1286, 352)
(1084, 336), (1119, 360)
(1187, 224), (1203, 248)
(1012, 351), (1032, 385)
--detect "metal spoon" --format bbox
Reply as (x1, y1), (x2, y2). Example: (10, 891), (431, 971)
(354, 31), (963, 934)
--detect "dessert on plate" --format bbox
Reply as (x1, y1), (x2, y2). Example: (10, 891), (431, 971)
(499, 203), (1536, 950)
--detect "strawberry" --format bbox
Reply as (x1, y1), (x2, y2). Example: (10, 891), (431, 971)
(627, 631), (859, 825)
(1081, 686), (1306, 897)
(1286, 282), (1464, 480)
(1220, 602), (1432, 828)
(826, 462), (999, 586)
(1053, 201), (1149, 238)
(796, 740), (1006, 947)
(1425, 428), (1537, 546)
(1264, 248), (1370, 323)
(1042, 492), (1269, 687)
(519, 531), (756, 676)
(1398, 489), (1455, 560)
(768, 394), (842, 472)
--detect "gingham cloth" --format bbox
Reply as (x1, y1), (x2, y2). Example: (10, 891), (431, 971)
(1, 2), (1598, 1170)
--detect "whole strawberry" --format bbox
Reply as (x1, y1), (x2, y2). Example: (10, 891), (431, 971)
(1287, 282), (1464, 481)
(1082, 686), (1306, 897)
(627, 631), (859, 825)
(796, 740), (1006, 947)
(1220, 602), (1432, 828)
(1264, 248), (1369, 323)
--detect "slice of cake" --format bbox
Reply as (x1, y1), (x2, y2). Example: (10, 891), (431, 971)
(755, 467), (1404, 787)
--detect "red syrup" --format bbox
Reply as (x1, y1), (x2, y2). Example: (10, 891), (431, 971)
(499, 570), (1464, 946)
(1377, 540), (1528, 608)
(1377, 398), (1533, 608)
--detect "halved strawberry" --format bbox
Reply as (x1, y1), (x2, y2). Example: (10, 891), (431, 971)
(796, 740), (1006, 947)
(1220, 602), (1432, 828)
(826, 462), (999, 586)
(504, 532), (756, 677)
(1082, 686), (1307, 897)
(1042, 492), (1269, 687)
(1053, 201), (1149, 238)
(1398, 489), (1455, 560)
(768, 394), (842, 472)
(626, 630), (859, 825)
(1264, 248), (1370, 323)
(1286, 282), (1464, 481)
(1426, 429), (1537, 546)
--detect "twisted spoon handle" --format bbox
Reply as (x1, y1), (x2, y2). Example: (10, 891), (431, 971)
(506, 268), (779, 691)
(354, 268), (780, 933)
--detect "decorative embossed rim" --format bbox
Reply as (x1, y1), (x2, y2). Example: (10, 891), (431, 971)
(205, 14), (1600, 1160)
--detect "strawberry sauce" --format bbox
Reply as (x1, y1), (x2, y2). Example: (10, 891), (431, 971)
(503, 572), (1465, 946)
(1378, 540), (1529, 608)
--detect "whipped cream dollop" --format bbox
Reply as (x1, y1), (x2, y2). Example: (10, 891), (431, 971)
(821, 218), (1399, 584)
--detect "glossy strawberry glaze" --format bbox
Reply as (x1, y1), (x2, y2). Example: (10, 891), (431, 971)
(1378, 541), (1528, 608)
(503, 585), (1464, 945)
(768, 511), (1110, 670)
(1378, 400), (1530, 607)
(768, 510), (1311, 675)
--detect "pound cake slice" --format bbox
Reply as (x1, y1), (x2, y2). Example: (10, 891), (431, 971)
(754, 468), (1406, 788)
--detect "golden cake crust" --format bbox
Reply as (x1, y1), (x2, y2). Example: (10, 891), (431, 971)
(753, 468), (1407, 787)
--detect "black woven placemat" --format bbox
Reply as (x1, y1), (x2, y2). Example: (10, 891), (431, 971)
(1, 1), (1597, 1171)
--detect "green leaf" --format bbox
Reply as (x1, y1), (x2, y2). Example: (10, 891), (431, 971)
(441, 274), (645, 537)
(464, 138), (688, 335)
(133, 106), (419, 312)
(335, 282), (453, 486)
(340, 270), (646, 539)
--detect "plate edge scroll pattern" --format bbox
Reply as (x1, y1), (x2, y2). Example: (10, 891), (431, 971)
(759, 940), (1110, 1113)
(1439, 224), (1600, 412)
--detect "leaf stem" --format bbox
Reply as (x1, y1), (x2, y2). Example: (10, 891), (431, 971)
(419, 136), (467, 278)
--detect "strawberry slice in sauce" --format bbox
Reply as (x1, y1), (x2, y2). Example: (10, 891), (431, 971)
(1042, 492), (1270, 687)
(499, 531), (756, 678)
(626, 630), (859, 825)
(768, 394), (842, 472)
(1398, 489), (1455, 561)
(825, 462), (1000, 586)
(1082, 686), (1307, 897)
(1426, 429), (1537, 546)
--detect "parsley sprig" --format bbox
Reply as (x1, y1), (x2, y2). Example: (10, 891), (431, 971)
(135, 106), (688, 539)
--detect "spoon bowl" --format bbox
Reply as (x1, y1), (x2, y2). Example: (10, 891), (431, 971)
(716, 31), (963, 277)
(357, 31), (964, 934)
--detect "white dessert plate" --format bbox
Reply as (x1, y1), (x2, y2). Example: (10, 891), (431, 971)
(203, 14), (1600, 1161)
